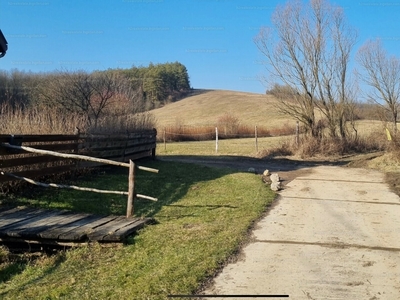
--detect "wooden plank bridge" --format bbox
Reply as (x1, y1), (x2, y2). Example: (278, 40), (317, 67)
(0, 206), (153, 249)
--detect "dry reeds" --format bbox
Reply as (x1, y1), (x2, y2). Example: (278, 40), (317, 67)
(0, 103), (87, 134)
(259, 131), (387, 159)
(0, 103), (155, 135)
(158, 122), (296, 142)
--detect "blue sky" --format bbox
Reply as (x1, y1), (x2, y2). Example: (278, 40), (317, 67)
(0, 0), (399, 94)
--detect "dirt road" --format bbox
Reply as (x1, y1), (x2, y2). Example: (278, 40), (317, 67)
(203, 165), (400, 299)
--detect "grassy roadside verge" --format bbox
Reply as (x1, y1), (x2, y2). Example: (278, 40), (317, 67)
(0, 159), (275, 299)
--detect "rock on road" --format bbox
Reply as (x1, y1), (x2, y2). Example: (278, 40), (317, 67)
(204, 166), (400, 299)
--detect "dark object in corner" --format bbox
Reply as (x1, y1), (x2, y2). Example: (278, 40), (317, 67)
(0, 30), (8, 58)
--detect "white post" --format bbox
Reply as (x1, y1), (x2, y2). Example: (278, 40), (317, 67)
(163, 127), (166, 151)
(215, 127), (218, 154)
(255, 125), (258, 152)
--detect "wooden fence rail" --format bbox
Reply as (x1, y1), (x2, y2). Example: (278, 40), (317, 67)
(0, 130), (158, 217)
(0, 129), (157, 183)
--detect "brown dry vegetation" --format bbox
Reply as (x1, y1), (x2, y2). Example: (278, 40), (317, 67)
(0, 103), (155, 135)
(151, 89), (291, 128)
(151, 89), (400, 166)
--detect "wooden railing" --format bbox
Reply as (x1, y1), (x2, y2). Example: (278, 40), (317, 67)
(0, 129), (158, 217)
(0, 129), (157, 183)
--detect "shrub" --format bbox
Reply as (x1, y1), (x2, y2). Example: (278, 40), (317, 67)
(216, 113), (240, 136)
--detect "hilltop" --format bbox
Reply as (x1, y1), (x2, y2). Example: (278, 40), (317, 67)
(150, 89), (293, 130)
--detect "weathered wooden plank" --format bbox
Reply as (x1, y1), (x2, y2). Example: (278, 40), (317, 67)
(0, 164), (76, 183)
(82, 130), (155, 140)
(87, 216), (143, 241)
(84, 147), (153, 160)
(81, 142), (155, 156)
(83, 138), (155, 150)
(0, 207), (45, 228)
(125, 139), (156, 147)
(0, 207), (154, 244)
(9, 211), (73, 239)
(2, 210), (65, 238)
(55, 215), (120, 241)
(85, 149), (125, 158)
(0, 154), (73, 168)
(0, 206), (30, 216)
(77, 150), (152, 168)
(102, 218), (152, 242)
(0, 135), (79, 143)
(0, 142), (79, 156)
(39, 213), (100, 240)
(125, 150), (152, 161)
(81, 141), (127, 151)
(124, 144), (156, 153)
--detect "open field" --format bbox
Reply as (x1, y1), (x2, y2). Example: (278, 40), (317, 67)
(151, 89), (389, 135)
(151, 89), (292, 129)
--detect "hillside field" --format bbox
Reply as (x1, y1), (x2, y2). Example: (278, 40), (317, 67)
(150, 89), (384, 137)
(150, 89), (294, 130)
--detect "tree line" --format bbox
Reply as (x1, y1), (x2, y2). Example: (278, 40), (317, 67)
(0, 62), (191, 129)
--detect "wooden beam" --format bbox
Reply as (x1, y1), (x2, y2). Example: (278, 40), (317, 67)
(136, 194), (158, 201)
(0, 171), (129, 195)
(1, 143), (131, 167)
(127, 160), (135, 218)
(1, 143), (159, 173)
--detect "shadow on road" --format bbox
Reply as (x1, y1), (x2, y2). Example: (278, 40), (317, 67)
(159, 154), (349, 173)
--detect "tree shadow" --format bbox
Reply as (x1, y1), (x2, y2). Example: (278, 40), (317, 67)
(132, 158), (237, 218)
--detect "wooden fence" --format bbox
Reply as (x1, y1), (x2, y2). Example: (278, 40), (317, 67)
(0, 129), (157, 183)
(0, 129), (158, 217)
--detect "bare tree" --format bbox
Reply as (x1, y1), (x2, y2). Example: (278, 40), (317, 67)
(39, 70), (141, 130)
(254, 0), (357, 139)
(357, 39), (400, 134)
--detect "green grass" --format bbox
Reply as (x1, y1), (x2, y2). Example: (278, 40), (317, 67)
(0, 159), (275, 299)
(158, 136), (290, 157)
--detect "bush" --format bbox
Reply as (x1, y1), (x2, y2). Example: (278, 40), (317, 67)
(259, 132), (386, 159)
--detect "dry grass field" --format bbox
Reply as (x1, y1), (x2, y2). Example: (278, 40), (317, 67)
(151, 89), (294, 130)
(152, 89), (400, 191)
(151, 89), (387, 137)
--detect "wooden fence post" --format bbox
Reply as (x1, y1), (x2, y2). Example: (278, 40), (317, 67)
(127, 160), (135, 218)
(296, 121), (299, 146)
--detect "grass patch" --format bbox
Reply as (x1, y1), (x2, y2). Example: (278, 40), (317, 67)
(158, 136), (288, 157)
(0, 159), (275, 299)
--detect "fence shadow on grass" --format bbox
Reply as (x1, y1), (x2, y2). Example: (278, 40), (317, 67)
(132, 158), (238, 218)
(0, 158), (239, 218)
(0, 154), (351, 219)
